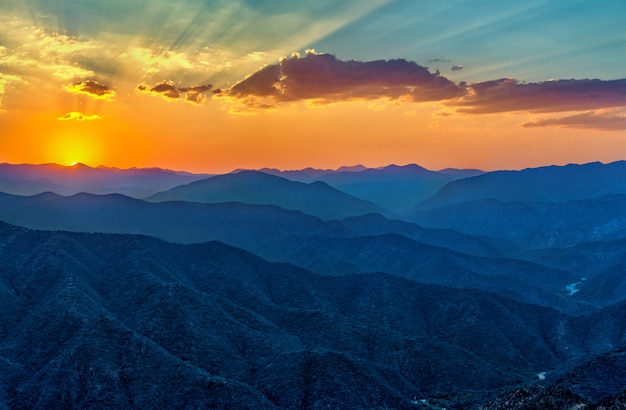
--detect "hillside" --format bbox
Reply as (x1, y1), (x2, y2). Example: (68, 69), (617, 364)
(1, 222), (626, 408)
(409, 195), (626, 249)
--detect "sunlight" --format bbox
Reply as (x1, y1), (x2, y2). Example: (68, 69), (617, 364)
(49, 131), (103, 167)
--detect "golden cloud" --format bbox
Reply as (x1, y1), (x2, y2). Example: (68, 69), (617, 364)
(65, 80), (115, 101)
(57, 111), (101, 121)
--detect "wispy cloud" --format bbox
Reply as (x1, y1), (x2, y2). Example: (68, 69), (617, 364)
(0, 16), (99, 81)
(0, 72), (22, 113)
(57, 111), (101, 121)
(65, 80), (116, 101)
(522, 111), (626, 131)
(136, 81), (213, 104)
(455, 78), (626, 114)
(222, 50), (463, 106)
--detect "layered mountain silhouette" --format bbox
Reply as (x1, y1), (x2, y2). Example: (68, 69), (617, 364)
(416, 160), (626, 210)
(0, 162), (209, 197)
(0, 191), (593, 314)
(2, 159), (626, 407)
(259, 164), (483, 213)
(146, 170), (395, 220)
(410, 194), (626, 249)
(1, 222), (626, 408)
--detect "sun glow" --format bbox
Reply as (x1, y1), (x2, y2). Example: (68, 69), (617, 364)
(49, 131), (103, 167)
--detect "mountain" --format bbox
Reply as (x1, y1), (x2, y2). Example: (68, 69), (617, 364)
(2, 191), (616, 313)
(0, 191), (513, 259)
(314, 164), (484, 213)
(0, 162), (210, 197)
(0, 191), (345, 250)
(416, 161), (626, 210)
(478, 311), (626, 409)
(146, 170), (395, 220)
(523, 236), (626, 278)
(409, 195), (626, 249)
(2, 221), (626, 408)
(266, 233), (589, 313)
(255, 165), (368, 182)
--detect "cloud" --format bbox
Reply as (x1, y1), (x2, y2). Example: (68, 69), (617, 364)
(57, 111), (101, 121)
(0, 72), (22, 113)
(522, 111), (626, 131)
(136, 81), (213, 104)
(65, 80), (115, 101)
(455, 78), (626, 114)
(223, 51), (463, 105)
(427, 58), (451, 64)
(0, 16), (99, 80)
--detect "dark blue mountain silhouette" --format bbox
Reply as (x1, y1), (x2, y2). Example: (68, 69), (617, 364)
(146, 170), (395, 220)
(416, 161), (626, 210)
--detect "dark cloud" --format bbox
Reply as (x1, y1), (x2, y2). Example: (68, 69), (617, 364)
(65, 80), (115, 100)
(427, 58), (451, 64)
(225, 51), (464, 104)
(451, 65), (464, 71)
(222, 51), (626, 115)
(136, 81), (212, 104)
(456, 78), (626, 114)
(522, 111), (626, 131)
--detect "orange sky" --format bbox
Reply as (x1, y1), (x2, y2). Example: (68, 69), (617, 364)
(1, 1), (625, 173)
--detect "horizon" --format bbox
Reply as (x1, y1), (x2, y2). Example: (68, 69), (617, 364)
(1, 158), (623, 176)
(1, 1), (625, 172)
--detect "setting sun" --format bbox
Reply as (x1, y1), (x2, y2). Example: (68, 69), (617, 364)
(49, 131), (103, 167)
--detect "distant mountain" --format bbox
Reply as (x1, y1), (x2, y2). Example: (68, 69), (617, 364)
(146, 170), (395, 220)
(409, 195), (626, 249)
(314, 164), (484, 213)
(261, 233), (584, 313)
(0, 191), (606, 313)
(523, 236), (626, 278)
(417, 161), (626, 210)
(0, 190), (519, 262)
(1, 222), (625, 408)
(0, 162), (210, 197)
(0, 191), (345, 251)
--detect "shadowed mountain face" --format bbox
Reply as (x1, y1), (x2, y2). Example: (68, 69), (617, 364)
(409, 195), (626, 250)
(0, 163), (209, 198)
(259, 164), (484, 213)
(1, 222), (626, 408)
(146, 170), (396, 220)
(416, 161), (626, 211)
(0, 191), (593, 314)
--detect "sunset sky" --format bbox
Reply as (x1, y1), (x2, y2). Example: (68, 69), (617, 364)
(1, 0), (625, 173)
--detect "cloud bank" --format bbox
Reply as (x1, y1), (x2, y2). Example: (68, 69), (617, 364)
(223, 51), (463, 104)
(522, 111), (626, 131)
(456, 78), (626, 114)
(221, 52), (626, 123)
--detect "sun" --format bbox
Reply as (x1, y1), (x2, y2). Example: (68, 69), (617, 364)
(49, 131), (103, 167)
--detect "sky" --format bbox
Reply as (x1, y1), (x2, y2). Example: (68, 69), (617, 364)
(1, 0), (625, 173)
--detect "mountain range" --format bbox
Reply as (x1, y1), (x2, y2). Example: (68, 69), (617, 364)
(2, 160), (626, 407)
(0, 162), (209, 198)
(1, 222), (626, 408)
(145, 170), (395, 220)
